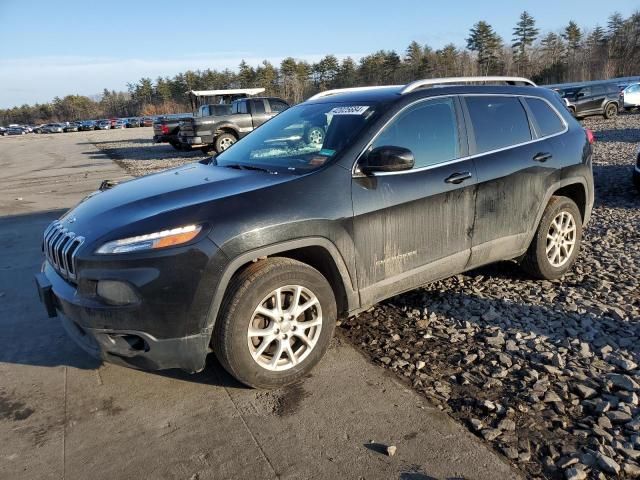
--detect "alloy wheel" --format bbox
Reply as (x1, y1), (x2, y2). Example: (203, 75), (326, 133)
(546, 211), (576, 267)
(247, 285), (322, 371)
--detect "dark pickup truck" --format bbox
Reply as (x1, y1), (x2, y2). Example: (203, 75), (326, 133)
(178, 97), (289, 153)
(152, 113), (194, 150)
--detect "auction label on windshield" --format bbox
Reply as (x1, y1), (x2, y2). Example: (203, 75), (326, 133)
(329, 106), (369, 115)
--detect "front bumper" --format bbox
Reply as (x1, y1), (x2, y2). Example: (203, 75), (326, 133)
(34, 237), (227, 372)
(35, 270), (210, 372)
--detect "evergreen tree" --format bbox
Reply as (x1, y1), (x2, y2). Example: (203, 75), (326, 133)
(512, 11), (539, 74)
(467, 21), (503, 75)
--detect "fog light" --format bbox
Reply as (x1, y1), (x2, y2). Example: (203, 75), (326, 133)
(96, 280), (139, 306)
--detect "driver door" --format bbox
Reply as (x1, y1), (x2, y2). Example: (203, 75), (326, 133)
(351, 96), (477, 306)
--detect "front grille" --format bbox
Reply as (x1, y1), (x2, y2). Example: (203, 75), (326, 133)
(43, 221), (84, 281)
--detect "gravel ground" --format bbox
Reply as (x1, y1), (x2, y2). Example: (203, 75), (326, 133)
(342, 112), (640, 479)
(88, 114), (640, 479)
(87, 127), (207, 176)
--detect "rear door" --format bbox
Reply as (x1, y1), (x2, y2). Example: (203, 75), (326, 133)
(351, 96), (477, 306)
(589, 85), (606, 112)
(463, 94), (565, 268)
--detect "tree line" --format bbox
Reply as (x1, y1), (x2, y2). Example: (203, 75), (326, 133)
(2, 10), (639, 125)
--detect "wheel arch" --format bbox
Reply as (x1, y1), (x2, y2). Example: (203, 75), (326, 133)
(213, 124), (240, 138)
(522, 177), (592, 254)
(205, 238), (360, 334)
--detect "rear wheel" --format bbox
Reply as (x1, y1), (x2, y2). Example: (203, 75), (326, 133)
(604, 102), (618, 119)
(213, 258), (336, 389)
(521, 196), (582, 280)
(214, 133), (237, 154)
(305, 126), (325, 146)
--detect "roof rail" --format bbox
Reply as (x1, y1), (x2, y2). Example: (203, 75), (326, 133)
(401, 76), (536, 94)
(307, 85), (403, 101)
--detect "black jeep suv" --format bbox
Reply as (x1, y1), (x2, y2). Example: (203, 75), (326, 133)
(561, 81), (620, 119)
(36, 77), (594, 388)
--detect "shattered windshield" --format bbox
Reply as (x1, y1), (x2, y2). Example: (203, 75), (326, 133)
(215, 102), (378, 173)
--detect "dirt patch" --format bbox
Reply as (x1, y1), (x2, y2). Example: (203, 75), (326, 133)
(0, 391), (34, 421)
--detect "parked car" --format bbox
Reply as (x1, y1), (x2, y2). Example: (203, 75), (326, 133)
(152, 112), (197, 150)
(96, 120), (111, 130)
(178, 97), (289, 153)
(622, 83), (640, 111)
(78, 120), (96, 131)
(141, 117), (153, 127)
(561, 82), (620, 119)
(41, 123), (64, 133)
(7, 126), (28, 135)
(126, 117), (141, 128)
(64, 123), (79, 132)
(35, 76), (595, 389)
(0, 127), (6, 136)
(112, 119), (127, 129)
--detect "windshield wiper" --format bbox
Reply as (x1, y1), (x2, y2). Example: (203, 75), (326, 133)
(222, 163), (273, 174)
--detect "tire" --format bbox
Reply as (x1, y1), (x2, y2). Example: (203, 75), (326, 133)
(213, 257), (337, 389)
(214, 132), (237, 154)
(521, 196), (583, 280)
(305, 126), (325, 145)
(604, 102), (618, 119)
(568, 106), (576, 117)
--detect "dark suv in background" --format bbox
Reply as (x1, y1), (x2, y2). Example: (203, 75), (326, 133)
(36, 76), (594, 389)
(560, 81), (620, 118)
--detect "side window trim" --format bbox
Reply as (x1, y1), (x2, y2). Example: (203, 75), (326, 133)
(352, 93), (568, 177)
(519, 97), (542, 140)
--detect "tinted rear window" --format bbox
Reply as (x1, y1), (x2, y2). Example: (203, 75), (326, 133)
(526, 98), (565, 137)
(465, 96), (532, 153)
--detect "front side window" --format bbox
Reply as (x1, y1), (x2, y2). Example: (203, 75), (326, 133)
(215, 102), (378, 173)
(526, 98), (565, 137)
(371, 97), (460, 169)
(465, 96), (532, 153)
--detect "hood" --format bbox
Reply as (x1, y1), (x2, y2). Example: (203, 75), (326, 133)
(58, 161), (291, 247)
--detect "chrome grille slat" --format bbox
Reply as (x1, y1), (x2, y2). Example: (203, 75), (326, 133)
(43, 220), (84, 282)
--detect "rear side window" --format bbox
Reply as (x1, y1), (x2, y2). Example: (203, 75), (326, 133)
(592, 86), (605, 96)
(233, 101), (248, 114)
(251, 99), (266, 114)
(526, 98), (565, 137)
(372, 97), (460, 169)
(465, 96), (531, 153)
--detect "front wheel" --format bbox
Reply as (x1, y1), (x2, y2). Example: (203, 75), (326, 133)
(213, 258), (337, 389)
(604, 103), (618, 119)
(521, 196), (583, 280)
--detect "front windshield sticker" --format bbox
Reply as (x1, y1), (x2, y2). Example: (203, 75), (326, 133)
(319, 148), (336, 156)
(329, 106), (369, 115)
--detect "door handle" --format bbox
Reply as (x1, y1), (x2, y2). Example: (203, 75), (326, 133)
(533, 152), (552, 162)
(445, 171), (473, 184)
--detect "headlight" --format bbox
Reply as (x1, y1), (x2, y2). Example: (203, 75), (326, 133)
(96, 225), (202, 254)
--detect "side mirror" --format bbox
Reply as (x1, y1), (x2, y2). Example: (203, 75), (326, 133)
(360, 146), (415, 174)
(577, 92), (586, 98)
